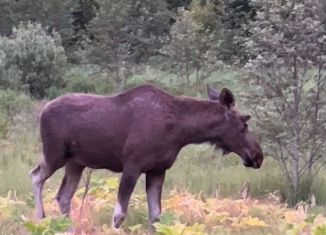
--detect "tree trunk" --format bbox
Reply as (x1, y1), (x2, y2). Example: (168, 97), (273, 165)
(288, 56), (302, 205)
(308, 64), (322, 174)
(289, 139), (300, 206)
(196, 66), (199, 82)
(185, 61), (190, 85)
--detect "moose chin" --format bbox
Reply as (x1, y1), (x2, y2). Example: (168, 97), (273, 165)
(30, 84), (263, 232)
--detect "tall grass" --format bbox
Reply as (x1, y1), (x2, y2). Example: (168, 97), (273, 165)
(0, 90), (61, 196)
(164, 145), (285, 198)
(1, 71), (326, 206)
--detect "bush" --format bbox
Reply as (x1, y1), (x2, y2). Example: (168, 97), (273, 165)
(0, 90), (33, 138)
(0, 22), (67, 99)
(62, 65), (115, 95)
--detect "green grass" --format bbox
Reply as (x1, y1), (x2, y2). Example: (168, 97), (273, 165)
(164, 145), (285, 198)
(0, 69), (326, 206)
(1, 75), (326, 234)
(3, 120), (325, 207)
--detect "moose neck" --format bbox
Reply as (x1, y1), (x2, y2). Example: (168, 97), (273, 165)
(175, 97), (226, 146)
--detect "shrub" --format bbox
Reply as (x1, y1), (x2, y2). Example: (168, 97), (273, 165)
(62, 65), (115, 95)
(0, 90), (33, 138)
(0, 22), (67, 99)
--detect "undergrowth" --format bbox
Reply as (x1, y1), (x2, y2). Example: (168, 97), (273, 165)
(1, 177), (326, 235)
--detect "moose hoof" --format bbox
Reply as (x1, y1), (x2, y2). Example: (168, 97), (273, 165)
(148, 217), (160, 234)
(66, 225), (74, 233)
(113, 213), (125, 229)
(35, 210), (46, 220)
(151, 216), (160, 223)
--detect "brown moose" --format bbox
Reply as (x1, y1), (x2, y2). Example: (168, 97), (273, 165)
(30, 84), (263, 230)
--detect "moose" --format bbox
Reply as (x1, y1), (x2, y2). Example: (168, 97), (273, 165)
(30, 84), (263, 230)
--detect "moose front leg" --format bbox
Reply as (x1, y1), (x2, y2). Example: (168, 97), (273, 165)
(112, 168), (140, 229)
(146, 170), (165, 232)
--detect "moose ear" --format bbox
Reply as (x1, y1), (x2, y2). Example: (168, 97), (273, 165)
(207, 85), (220, 101)
(241, 115), (251, 122)
(219, 88), (235, 108)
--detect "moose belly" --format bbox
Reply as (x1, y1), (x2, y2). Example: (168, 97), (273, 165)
(69, 133), (125, 172)
(72, 151), (123, 172)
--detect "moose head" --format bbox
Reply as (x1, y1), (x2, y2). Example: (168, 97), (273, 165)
(207, 85), (263, 169)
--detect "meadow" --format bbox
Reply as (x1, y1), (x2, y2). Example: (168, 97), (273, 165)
(2, 176), (326, 235)
(0, 0), (325, 233)
(1, 72), (326, 235)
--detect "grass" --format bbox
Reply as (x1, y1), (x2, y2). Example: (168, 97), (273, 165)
(164, 145), (285, 198)
(2, 113), (326, 206)
(0, 69), (326, 231)
(2, 180), (326, 235)
(1, 71), (326, 234)
(1, 80), (326, 205)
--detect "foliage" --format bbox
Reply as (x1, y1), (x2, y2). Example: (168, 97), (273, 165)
(190, 0), (224, 34)
(1, 177), (326, 234)
(0, 191), (26, 220)
(221, 0), (255, 64)
(0, 90), (33, 138)
(0, 0), (325, 233)
(154, 222), (207, 235)
(160, 2), (223, 84)
(1, 66), (326, 204)
(61, 65), (115, 96)
(0, 90), (39, 195)
(24, 216), (72, 235)
(165, 0), (192, 11)
(0, 0), (77, 52)
(0, 89), (325, 234)
(71, 0), (99, 43)
(0, 190), (28, 235)
(0, 22), (67, 98)
(241, 0), (326, 205)
(86, 0), (171, 89)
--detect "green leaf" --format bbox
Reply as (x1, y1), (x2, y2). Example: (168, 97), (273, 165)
(314, 225), (326, 235)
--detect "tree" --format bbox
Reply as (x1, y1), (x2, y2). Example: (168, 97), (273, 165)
(161, 0), (224, 84)
(73, 0), (99, 32)
(0, 0), (77, 57)
(0, 22), (67, 98)
(86, 0), (171, 89)
(241, 0), (326, 205)
(220, 0), (256, 64)
(165, 0), (192, 11)
(72, 0), (99, 44)
(0, 0), (14, 36)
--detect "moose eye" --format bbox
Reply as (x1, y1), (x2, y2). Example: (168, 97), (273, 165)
(241, 124), (248, 132)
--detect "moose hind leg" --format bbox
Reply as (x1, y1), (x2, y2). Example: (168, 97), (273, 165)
(112, 168), (141, 229)
(56, 161), (85, 215)
(30, 163), (56, 219)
